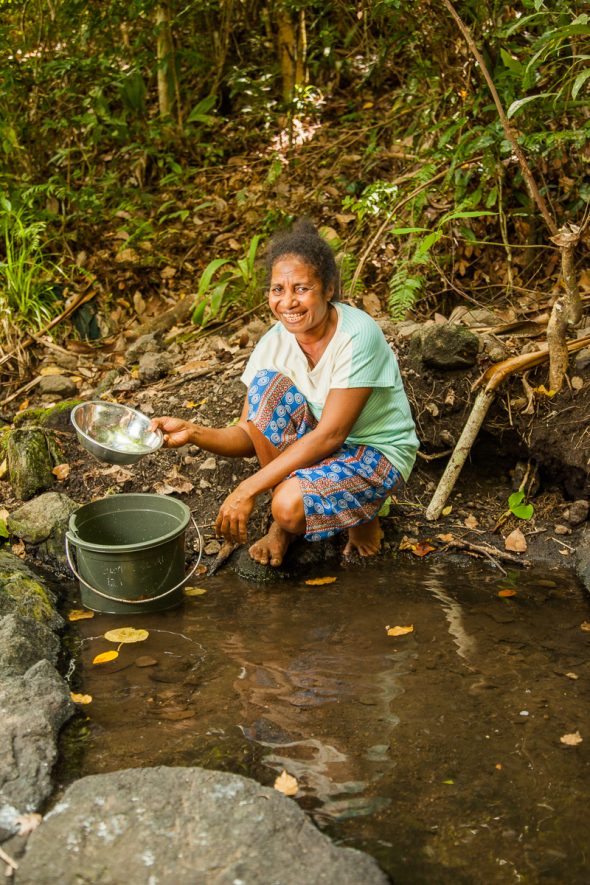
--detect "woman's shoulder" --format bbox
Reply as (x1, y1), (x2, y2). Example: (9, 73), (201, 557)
(335, 302), (385, 342)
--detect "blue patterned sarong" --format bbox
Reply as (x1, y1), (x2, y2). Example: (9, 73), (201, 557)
(247, 370), (402, 541)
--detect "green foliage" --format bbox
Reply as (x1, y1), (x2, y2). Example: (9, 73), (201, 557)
(508, 490), (534, 521)
(192, 236), (263, 328)
(387, 268), (425, 321)
(0, 200), (63, 336)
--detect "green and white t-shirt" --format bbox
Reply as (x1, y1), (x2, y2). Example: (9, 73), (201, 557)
(241, 302), (419, 480)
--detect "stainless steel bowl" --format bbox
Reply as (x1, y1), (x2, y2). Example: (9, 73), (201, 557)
(71, 401), (163, 465)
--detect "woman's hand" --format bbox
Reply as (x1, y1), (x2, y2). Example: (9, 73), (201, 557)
(150, 416), (196, 448)
(215, 483), (257, 544)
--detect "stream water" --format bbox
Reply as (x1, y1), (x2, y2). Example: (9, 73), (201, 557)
(62, 558), (590, 884)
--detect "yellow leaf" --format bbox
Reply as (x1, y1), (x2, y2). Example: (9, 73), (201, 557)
(441, 505), (452, 516)
(581, 622), (590, 632)
(52, 463), (71, 481)
(104, 627), (149, 644)
(18, 399), (29, 411)
(305, 576), (337, 586)
(386, 625), (414, 636)
(68, 609), (95, 621)
(274, 770), (298, 796)
(560, 731), (583, 746)
(437, 533), (455, 543)
(498, 589), (517, 598)
(184, 586), (208, 596)
(533, 385), (556, 398)
(70, 692), (93, 704)
(92, 650), (119, 664)
(413, 542), (435, 558)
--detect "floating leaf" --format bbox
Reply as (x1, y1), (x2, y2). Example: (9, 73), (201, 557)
(184, 586), (208, 596)
(92, 650), (119, 665)
(104, 627), (149, 644)
(70, 692), (92, 704)
(580, 622), (590, 632)
(386, 625), (414, 636)
(565, 672), (579, 680)
(68, 609), (95, 621)
(560, 731), (583, 746)
(274, 770), (298, 796)
(305, 576), (337, 585)
(498, 589), (517, 598)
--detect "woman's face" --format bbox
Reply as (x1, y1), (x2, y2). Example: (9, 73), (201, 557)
(268, 254), (333, 338)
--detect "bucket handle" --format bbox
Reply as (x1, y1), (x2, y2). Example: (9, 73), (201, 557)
(65, 516), (203, 605)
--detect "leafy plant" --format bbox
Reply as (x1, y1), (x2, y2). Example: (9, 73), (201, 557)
(192, 235), (263, 327)
(0, 200), (63, 338)
(508, 490), (534, 521)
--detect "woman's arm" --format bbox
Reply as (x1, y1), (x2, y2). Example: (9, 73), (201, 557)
(151, 394), (255, 458)
(215, 387), (372, 541)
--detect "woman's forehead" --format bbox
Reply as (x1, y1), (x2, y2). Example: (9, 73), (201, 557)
(271, 254), (318, 278)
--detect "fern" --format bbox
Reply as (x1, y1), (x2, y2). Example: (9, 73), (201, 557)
(387, 267), (424, 320)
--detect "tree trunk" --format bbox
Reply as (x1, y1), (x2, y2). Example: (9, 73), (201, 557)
(156, 2), (178, 121)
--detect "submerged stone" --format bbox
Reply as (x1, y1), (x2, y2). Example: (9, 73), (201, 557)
(15, 767), (388, 885)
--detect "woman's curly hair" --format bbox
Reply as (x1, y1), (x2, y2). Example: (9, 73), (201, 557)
(264, 218), (339, 298)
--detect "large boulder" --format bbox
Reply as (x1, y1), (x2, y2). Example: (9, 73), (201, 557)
(15, 767), (388, 885)
(0, 660), (73, 837)
(0, 551), (63, 631)
(7, 429), (59, 501)
(7, 492), (79, 565)
(410, 323), (480, 369)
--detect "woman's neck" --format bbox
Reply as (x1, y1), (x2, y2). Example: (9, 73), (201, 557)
(296, 303), (337, 367)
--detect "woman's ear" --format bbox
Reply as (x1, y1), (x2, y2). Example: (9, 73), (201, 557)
(325, 284), (335, 302)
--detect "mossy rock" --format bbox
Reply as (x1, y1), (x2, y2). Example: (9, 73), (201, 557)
(7, 427), (63, 501)
(13, 399), (81, 431)
(0, 550), (63, 631)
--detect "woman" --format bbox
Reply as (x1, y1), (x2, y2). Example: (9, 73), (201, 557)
(151, 220), (419, 567)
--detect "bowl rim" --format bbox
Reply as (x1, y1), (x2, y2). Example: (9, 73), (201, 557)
(71, 400), (163, 455)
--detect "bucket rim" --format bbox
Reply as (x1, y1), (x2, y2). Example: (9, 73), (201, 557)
(68, 493), (191, 553)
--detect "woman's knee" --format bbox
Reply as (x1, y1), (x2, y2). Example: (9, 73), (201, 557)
(272, 480), (306, 534)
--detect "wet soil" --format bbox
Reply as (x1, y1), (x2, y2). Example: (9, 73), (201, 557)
(60, 559), (590, 884)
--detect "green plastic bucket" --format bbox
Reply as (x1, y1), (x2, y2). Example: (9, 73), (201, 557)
(65, 494), (201, 614)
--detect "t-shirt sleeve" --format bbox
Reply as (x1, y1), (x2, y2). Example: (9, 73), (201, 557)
(330, 316), (397, 388)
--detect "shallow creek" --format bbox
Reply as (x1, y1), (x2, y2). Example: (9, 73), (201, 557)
(62, 559), (590, 884)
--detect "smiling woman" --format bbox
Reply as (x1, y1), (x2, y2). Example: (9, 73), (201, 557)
(151, 220), (419, 567)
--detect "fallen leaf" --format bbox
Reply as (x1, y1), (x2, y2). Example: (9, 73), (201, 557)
(399, 535), (418, 551)
(104, 627), (149, 644)
(386, 625), (414, 636)
(581, 622), (590, 632)
(533, 384), (556, 397)
(437, 532), (455, 543)
(412, 542), (435, 557)
(464, 514), (479, 529)
(52, 463), (71, 481)
(495, 763), (502, 770)
(560, 731), (583, 746)
(442, 505), (453, 516)
(92, 650), (119, 664)
(39, 365), (63, 376)
(68, 609), (95, 621)
(498, 589), (517, 598)
(16, 813), (42, 836)
(565, 672), (579, 680)
(305, 576), (337, 585)
(571, 376), (584, 391)
(274, 770), (298, 796)
(102, 465), (133, 483)
(18, 398), (30, 411)
(184, 586), (208, 596)
(70, 692), (93, 704)
(504, 527), (527, 553)
(11, 540), (26, 557)
(176, 359), (211, 374)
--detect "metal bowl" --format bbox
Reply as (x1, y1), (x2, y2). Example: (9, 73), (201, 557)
(71, 401), (163, 465)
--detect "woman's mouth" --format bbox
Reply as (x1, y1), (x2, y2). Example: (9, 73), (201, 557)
(281, 311), (306, 323)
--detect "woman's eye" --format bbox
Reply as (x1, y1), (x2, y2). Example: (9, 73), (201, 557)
(295, 286), (309, 295)
(270, 287), (282, 295)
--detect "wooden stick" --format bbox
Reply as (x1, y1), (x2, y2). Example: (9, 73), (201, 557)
(0, 846), (18, 871)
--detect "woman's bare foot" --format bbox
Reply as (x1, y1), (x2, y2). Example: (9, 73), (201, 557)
(343, 516), (384, 558)
(249, 521), (295, 567)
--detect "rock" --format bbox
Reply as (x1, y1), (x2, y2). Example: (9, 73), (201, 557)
(204, 540), (221, 555)
(112, 377), (141, 393)
(456, 307), (500, 328)
(575, 524), (590, 595)
(574, 347), (590, 371)
(0, 660), (73, 837)
(199, 456), (217, 471)
(138, 351), (172, 383)
(565, 499), (589, 526)
(13, 400), (80, 432)
(38, 375), (78, 398)
(127, 333), (159, 361)
(8, 492), (79, 566)
(481, 333), (509, 362)
(0, 551), (64, 631)
(15, 767), (388, 885)
(0, 614), (60, 679)
(7, 429), (59, 501)
(410, 324), (480, 369)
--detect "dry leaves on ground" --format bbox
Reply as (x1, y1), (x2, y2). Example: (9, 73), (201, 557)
(399, 536), (436, 557)
(153, 466), (194, 496)
(274, 770), (299, 796)
(52, 463), (71, 480)
(504, 527), (527, 553)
